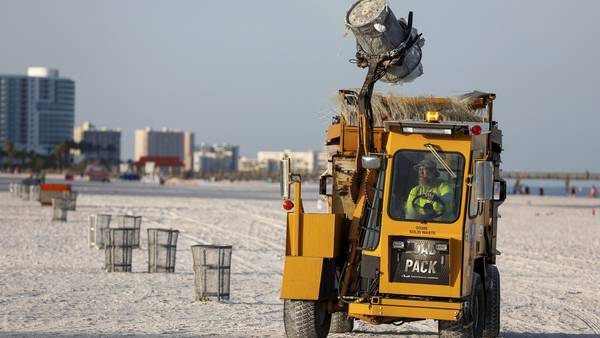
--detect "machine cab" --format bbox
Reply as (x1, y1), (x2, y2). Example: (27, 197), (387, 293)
(360, 119), (491, 300)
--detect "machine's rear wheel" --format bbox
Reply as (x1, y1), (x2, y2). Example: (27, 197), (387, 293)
(483, 264), (500, 338)
(284, 299), (331, 338)
(329, 312), (354, 333)
(439, 272), (485, 338)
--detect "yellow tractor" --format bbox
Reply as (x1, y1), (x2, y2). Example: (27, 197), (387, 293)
(280, 87), (505, 337)
(279, 11), (505, 334)
(280, 4), (504, 336)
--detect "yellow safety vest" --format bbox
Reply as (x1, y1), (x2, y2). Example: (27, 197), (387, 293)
(405, 181), (453, 221)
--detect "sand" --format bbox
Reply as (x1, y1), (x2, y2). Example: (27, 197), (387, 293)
(0, 180), (599, 337)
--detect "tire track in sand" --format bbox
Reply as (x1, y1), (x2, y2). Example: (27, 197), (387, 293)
(508, 283), (600, 334)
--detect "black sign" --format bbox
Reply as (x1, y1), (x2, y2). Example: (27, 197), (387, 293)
(390, 237), (450, 285)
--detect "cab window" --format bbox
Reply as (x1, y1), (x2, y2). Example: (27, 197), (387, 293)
(388, 150), (465, 223)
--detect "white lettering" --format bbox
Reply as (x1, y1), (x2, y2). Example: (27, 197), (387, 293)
(412, 260), (421, 272)
(405, 259), (414, 272)
(421, 261), (428, 273)
(428, 261), (438, 274)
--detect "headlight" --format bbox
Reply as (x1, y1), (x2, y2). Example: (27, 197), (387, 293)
(392, 241), (405, 250)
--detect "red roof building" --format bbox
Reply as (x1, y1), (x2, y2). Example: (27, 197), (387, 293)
(134, 156), (184, 176)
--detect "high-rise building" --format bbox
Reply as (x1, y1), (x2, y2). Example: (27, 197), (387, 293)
(257, 149), (318, 174)
(134, 127), (194, 172)
(0, 67), (75, 154)
(193, 143), (239, 174)
(73, 121), (121, 163)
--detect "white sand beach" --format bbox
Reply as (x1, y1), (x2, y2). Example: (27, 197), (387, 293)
(0, 180), (599, 337)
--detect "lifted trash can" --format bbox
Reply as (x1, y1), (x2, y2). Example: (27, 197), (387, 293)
(104, 228), (136, 272)
(115, 215), (141, 249)
(88, 214), (112, 248)
(147, 228), (179, 273)
(191, 245), (232, 301)
(52, 198), (68, 222)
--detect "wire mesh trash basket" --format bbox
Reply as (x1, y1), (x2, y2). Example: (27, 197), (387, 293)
(147, 228), (179, 273)
(62, 191), (78, 211)
(29, 185), (40, 202)
(115, 215), (141, 249)
(88, 214), (112, 248)
(13, 183), (20, 198)
(52, 198), (68, 222)
(191, 245), (232, 301)
(104, 228), (136, 272)
(20, 185), (30, 200)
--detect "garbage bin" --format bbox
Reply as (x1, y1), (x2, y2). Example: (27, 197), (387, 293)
(20, 185), (30, 201)
(115, 215), (141, 249)
(104, 228), (136, 272)
(29, 185), (40, 202)
(88, 214), (112, 248)
(52, 198), (68, 222)
(191, 245), (232, 301)
(62, 191), (78, 211)
(147, 228), (179, 273)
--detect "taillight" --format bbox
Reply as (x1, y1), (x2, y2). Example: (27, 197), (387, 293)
(471, 125), (482, 136)
(282, 199), (294, 210)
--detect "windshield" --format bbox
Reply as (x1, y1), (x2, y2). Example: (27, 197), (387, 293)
(388, 150), (465, 223)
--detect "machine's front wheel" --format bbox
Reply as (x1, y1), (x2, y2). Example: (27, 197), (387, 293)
(439, 272), (485, 338)
(483, 264), (500, 338)
(283, 299), (331, 338)
(329, 312), (354, 333)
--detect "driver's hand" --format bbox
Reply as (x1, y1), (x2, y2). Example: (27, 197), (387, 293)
(425, 192), (440, 202)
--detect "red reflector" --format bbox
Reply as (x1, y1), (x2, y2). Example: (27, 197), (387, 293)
(283, 199), (294, 210)
(471, 125), (482, 136)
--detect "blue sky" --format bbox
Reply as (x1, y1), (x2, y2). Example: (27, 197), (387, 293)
(1, 0), (599, 171)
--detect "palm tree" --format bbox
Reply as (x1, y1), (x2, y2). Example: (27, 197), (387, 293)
(4, 143), (16, 169)
(53, 143), (69, 171)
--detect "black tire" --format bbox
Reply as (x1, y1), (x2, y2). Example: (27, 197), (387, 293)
(438, 272), (485, 338)
(483, 264), (500, 338)
(284, 300), (331, 338)
(329, 312), (354, 333)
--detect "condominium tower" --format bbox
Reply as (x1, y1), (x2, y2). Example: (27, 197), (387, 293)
(73, 121), (121, 163)
(0, 67), (75, 154)
(135, 128), (194, 172)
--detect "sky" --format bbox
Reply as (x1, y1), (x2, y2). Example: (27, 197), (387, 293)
(1, 0), (599, 171)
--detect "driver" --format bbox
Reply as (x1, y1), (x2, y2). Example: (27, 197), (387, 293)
(405, 159), (453, 221)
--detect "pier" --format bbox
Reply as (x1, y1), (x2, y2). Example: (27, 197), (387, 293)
(501, 171), (600, 194)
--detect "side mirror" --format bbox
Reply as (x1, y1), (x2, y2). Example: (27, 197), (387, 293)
(362, 155), (382, 169)
(474, 161), (494, 201)
(280, 157), (291, 199)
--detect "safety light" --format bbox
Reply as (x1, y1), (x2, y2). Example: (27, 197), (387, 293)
(402, 127), (452, 135)
(471, 125), (482, 136)
(425, 111), (440, 123)
(282, 199), (294, 211)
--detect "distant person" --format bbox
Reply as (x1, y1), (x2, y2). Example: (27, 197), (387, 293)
(405, 159), (453, 221)
(570, 187), (577, 197)
(524, 186), (530, 195)
(539, 187), (545, 196)
(589, 185), (598, 198)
